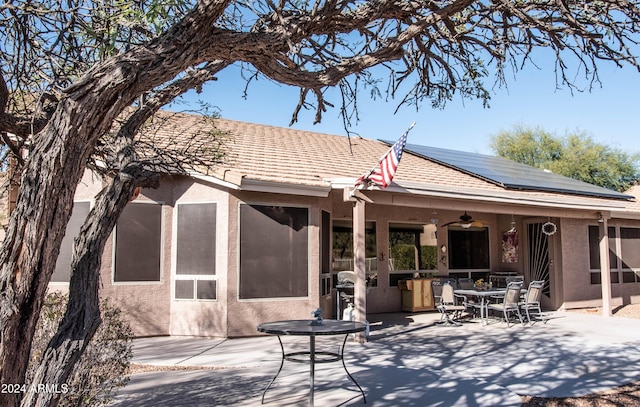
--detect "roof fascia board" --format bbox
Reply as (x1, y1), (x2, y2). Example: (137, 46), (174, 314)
(394, 182), (628, 211)
(240, 178), (331, 197)
(329, 178), (628, 212)
(610, 210), (640, 220)
(189, 172), (241, 190)
(192, 172), (330, 197)
(364, 191), (612, 220)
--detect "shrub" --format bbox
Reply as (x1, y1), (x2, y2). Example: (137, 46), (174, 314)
(27, 291), (133, 406)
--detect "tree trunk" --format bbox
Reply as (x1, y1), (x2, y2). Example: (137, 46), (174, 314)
(0, 4), (226, 405)
(20, 169), (151, 407)
(0, 121), (91, 407)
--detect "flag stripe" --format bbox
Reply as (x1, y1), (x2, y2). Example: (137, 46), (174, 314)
(355, 126), (410, 188)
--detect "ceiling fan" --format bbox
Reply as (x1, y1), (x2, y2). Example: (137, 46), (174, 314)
(441, 211), (489, 229)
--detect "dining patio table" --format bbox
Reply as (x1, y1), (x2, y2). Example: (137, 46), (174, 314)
(454, 288), (508, 325)
(257, 319), (367, 406)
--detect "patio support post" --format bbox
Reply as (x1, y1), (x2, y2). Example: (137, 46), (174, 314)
(599, 219), (613, 317)
(353, 198), (367, 343)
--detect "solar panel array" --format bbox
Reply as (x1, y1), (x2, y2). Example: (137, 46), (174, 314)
(384, 142), (632, 200)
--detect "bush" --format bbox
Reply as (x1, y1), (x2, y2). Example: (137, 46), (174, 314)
(27, 291), (133, 406)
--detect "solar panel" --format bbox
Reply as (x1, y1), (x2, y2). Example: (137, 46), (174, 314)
(383, 141), (632, 200)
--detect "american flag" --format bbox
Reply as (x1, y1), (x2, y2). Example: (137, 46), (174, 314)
(355, 123), (414, 188)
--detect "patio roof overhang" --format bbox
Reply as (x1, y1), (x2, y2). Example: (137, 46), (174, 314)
(330, 177), (630, 220)
(191, 171), (636, 220)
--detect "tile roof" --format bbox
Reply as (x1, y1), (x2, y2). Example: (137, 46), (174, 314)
(209, 118), (501, 191)
(148, 111), (638, 215)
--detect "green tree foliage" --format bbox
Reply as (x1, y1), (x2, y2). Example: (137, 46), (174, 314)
(490, 126), (640, 192)
(389, 231), (437, 270)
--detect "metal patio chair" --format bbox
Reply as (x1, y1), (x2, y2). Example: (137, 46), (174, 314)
(487, 281), (525, 327)
(435, 283), (466, 326)
(520, 280), (547, 324)
(456, 277), (482, 317)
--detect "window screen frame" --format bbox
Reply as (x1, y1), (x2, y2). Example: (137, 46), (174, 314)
(173, 202), (218, 301)
(619, 226), (640, 284)
(447, 225), (491, 271)
(388, 222), (438, 287)
(588, 224), (624, 285)
(112, 201), (165, 284)
(52, 200), (92, 283)
(238, 202), (311, 301)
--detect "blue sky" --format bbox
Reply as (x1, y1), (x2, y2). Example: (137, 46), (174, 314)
(177, 58), (640, 156)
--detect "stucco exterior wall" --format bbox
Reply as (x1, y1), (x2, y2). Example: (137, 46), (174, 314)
(559, 218), (640, 309)
(169, 178), (230, 337)
(225, 190), (322, 337)
(99, 177), (174, 337)
(68, 170), (639, 339)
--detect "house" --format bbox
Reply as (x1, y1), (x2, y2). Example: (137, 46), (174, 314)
(47, 112), (640, 338)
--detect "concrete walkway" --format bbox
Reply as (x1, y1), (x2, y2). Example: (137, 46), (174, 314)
(111, 311), (640, 406)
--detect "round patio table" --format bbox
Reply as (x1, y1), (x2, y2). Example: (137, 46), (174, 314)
(257, 319), (367, 406)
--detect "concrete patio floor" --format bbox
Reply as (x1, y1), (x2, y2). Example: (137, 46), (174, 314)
(111, 311), (640, 406)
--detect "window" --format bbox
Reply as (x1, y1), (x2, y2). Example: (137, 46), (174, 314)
(448, 226), (490, 271)
(620, 227), (640, 283)
(332, 220), (377, 287)
(175, 203), (217, 300)
(388, 223), (437, 286)
(239, 204), (309, 299)
(320, 211), (332, 296)
(114, 203), (162, 282)
(589, 225), (621, 284)
(52, 201), (91, 282)
(588, 225), (640, 284)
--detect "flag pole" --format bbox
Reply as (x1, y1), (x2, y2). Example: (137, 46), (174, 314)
(349, 121), (416, 198)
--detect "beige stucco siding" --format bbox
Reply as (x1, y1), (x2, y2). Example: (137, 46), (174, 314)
(225, 191), (322, 337)
(169, 178), (230, 337)
(99, 178), (174, 337)
(559, 218), (640, 309)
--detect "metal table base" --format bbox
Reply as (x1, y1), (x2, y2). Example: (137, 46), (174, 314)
(257, 319), (367, 406)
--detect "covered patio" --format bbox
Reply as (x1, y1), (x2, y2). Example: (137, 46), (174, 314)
(327, 143), (640, 335)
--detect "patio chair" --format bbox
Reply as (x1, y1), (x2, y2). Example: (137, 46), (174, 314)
(435, 283), (466, 326)
(457, 277), (475, 290)
(431, 279), (443, 319)
(487, 281), (525, 327)
(456, 277), (482, 317)
(440, 278), (458, 289)
(505, 275), (524, 286)
(520, 280), (547, 324)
